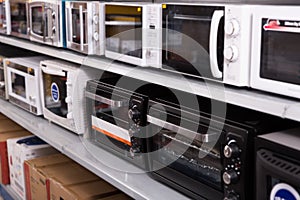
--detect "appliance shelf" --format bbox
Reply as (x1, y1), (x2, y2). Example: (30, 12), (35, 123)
(0, 36), (299, 123)
(0, 99), (188, 200)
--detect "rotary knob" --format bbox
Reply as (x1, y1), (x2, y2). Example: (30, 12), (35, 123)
(67, 112), (73, 119)
(224, 46), (238, 62)
(65, 96), (72, 104)
(93, 15), (99, 25)
(223, 169), (239, 185)
(128, 105), (141, 125)
(224, 192), (240, 200)
(225, 19), (240, 36)
(224, 142), (240, 158)
(93, 32), (99, 41)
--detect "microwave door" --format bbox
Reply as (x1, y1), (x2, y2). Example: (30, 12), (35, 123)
(162, 6), (224, 80)
(10, 1), (28, 38)
(105, 5), (143, 59)
(41, 67), (68, 119)
(7, 67), (28, 102)
(30, 3), (45, 41)
(0, 1), (9, 34)
(67, 4), (88, 53)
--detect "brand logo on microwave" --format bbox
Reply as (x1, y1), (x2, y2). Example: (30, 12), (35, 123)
(270, 183), (300, 200)
(263, 19), (300, 32)
(51, 83), (59, 102)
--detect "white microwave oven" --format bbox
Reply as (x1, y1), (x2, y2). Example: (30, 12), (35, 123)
(4, 56), (48, 115)
(250, 5), (300, 99)
(104, 2), (161, 67)
(66, 1), (104, 55)
(158, 3), (253, 87)
(28, 0), (66, 47)
(40, 60), (104, 134)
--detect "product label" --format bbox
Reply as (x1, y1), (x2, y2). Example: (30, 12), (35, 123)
(51, 83), (59, 103)
(270, 183), (300, 200)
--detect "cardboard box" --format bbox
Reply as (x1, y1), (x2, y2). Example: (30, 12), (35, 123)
(50, 179), (120, 200)
(0, 130), (32, 184)
(7, 135), (58, 200)
(0, 113), (29, 185)
(97, 193), (132, 200)
(24, 154), (72, 200)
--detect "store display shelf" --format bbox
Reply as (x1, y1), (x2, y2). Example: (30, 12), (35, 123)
(0, 36), (299, 122)
(0, 99), (188, 200)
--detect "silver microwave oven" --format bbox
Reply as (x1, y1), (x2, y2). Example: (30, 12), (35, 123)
(158, 3), (253, 87)
(28, 0), (66, 47)
(250, 5), (300, 99)
(104, 2), (161, 67)
(66, 1), (104, 55)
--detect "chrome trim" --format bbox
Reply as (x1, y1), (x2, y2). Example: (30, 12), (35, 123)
(85, 91), (128, 108)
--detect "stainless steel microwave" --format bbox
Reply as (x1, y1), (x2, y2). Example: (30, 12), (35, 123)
(28, 0), (66, 47)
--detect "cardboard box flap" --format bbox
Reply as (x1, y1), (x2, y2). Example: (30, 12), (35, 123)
(46, 162), (99, 185)
(0, 119), (24, 133)
(25, 154), (71, 169)
(68, 180), (120, 200)
(0, 130), (32, 141)
(0, 113), (8, 120)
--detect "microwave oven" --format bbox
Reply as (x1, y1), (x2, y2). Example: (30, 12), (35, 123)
(105, 2), (161, 67)
(0, 56), (7, 99)
(4, 56), (48, 115)
(0, 0), (11, 35)
(147, 92), (296, 200)
(40, 60), (103, 134)
(66, 1), (104, 55)
(159, 3), (253, 86)
(255, 128), (300, 200)
(28, 0), (66, 47)
(250, 5), (300, 99)
(9, 0), (29, 39)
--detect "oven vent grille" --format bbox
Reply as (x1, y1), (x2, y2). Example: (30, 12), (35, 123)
(258, 149), (300, 176)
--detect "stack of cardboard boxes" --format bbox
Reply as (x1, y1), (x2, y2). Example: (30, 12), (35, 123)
(0, 113), (132, 200)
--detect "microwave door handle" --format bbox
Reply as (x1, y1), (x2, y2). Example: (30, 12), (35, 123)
(41, 67), (65, 77)
(85, 91), (128, 108)
(79, 5), (84, 51)
(66, 6), (72, 42)
(209, 10), (224, 79)
(147, 115), (217, 143)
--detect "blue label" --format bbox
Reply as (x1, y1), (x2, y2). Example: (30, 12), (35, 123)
(51, 83), (59, 102)
(274, 189), (297, 200)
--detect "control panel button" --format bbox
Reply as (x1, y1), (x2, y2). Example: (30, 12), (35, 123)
(93, 32), (99, 41)
(65, 96), (72, 104)
(225, 19), (240, 36)
(52, 12), (56, 19)
(223, 169), (239, 185)
(93, 15), (99, 25)
(67, 112), (73, 119)
(224, 46), (238, 62)
(224, 142), (240, 158)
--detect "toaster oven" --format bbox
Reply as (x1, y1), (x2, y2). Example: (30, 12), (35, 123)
(5, 56), (49, 115)
(66, 1), (104, 55)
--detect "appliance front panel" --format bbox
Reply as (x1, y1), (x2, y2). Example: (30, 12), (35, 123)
(10, 1), (28, 39)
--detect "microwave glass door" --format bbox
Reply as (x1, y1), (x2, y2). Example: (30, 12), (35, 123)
(260, 18), (300, 85)
(148, 103), (223, 192)
(11, 71), (26, 98)
(70, 4), (87, 47)
(31, 5), (44, 37)
(42, 71), (67, 118)
(105, 5), (142, 58)
(162, 5), (224, 79)
(10, 2), (27, 37)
